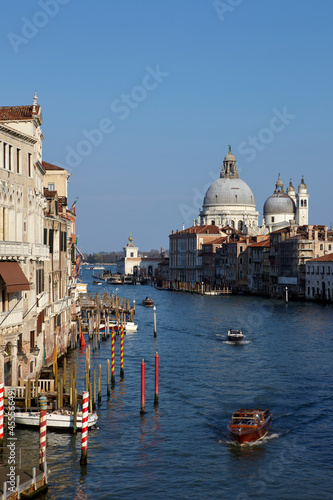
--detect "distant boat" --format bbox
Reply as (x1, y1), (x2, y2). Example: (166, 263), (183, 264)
(93, 280), (102, 285)
(107, 274), (122, 284)
(227, 329), (244, 342)
(142, 297), (154, 307)
(92, 266), (105, 270)
(228, 408), (272, 444)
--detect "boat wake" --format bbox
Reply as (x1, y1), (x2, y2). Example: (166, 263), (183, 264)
(221, 432), (280, 447)
(224, 340), (251, 345)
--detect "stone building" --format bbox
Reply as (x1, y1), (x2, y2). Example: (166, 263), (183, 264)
(305, 253), (333, 301)
(0, 94), (49, 384)
(268, 225), (332, 298)
(169, 225), (222, 283)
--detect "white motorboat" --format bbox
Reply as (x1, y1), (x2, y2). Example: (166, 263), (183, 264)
(13, 408), (98, 430)
(227, 329), (244, 342)
(99, 321), (138, 333)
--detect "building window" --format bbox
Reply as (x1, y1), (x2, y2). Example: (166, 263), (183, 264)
(130, 252), (134, 257)
(329, 244), (332, 251)
(8, 145), (12, 171)
(30, 361), (34, 373)
(48, 183), (55, 191)
(320, 244), (323, 250)
(301, 199), (304, 207)
(3, 143), (7, 169)
(240, 246), (243, 253)
(30, 331), (35, 349)
(16, 149), (21, 174)
(271, 216), (275, 223)
(28, 153), (32, 177)
(17, 334), (23, 352)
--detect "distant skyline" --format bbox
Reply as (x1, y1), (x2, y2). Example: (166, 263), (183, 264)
(2, 0), (332, 252)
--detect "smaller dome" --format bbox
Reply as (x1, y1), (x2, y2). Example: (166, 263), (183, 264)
(298, 177), (307, 193)
(286, 180), (295, 194)
(263, 193), (295, 215)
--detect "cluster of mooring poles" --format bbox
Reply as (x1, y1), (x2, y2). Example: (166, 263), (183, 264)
(37, 292), (159, 470)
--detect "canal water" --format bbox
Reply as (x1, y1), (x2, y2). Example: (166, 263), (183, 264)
(11, 268), (333, 499)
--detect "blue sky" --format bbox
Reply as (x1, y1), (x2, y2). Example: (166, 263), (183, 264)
(1, 0), (332, 253)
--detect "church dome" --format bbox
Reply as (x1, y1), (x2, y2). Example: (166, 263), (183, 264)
(203, 177), (256, 207)
(263, 192), (295, 215)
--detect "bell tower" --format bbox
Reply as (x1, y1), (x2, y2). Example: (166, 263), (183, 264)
(296, 177), (309, 225)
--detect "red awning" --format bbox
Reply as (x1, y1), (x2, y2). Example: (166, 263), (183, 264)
(0, 262), (30, 292)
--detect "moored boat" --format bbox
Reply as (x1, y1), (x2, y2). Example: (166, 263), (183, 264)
(227, 329), (244, 342)
(228, 408), (272, 444)
(99, 320), (138, 333)
(13, 408), (98, 430)
(142, 297), (154, 307)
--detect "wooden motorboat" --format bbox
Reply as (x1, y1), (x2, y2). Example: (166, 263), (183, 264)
(142, 297), (154, 307)
(228, 408), (272, 444)
(13, 408), (98, 430)
(227, 329), (244, 342)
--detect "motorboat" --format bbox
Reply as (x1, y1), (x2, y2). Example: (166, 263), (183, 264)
(99, 320), (138, 333)
(107, 274), (123, 284)
(227, 329), (244, 342)
(228, 408), (272, 444)
(93, 280), (102, 285)
(142, 297), (154, 307)
(13, 408), (98, 430)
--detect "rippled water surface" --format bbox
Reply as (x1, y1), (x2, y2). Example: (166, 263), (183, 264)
(11, 270), (333, 499)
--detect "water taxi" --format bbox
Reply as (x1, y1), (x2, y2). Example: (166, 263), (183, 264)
(227, 329), (244, 342)
(228, 408), (272, 444)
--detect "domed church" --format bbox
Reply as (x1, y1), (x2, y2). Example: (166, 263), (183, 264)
(263, 174), (309, 232)
(199, 146), (259, 234)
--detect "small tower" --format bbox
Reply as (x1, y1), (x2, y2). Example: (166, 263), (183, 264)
(124, 234), (138, 259)
(286, 179), (296, 205)
(296, 177), (309, 225)
(32, 91), (38, 114)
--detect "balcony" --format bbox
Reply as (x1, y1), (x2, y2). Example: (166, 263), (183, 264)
(0, 307), (23, 329)
(0, 241), (29, 259)
(0, 241), (49, 261)
(31, 243), (49, 260)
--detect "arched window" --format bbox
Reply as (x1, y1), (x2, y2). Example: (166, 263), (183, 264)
(320, 244), (323, 250)
(301, 200), (304, 207)
(238, 220), (243, 231)
(304, 200), (307, 207)
(231, 220), (235, 228)
(30, 361), (34, 373)
(211, 220), (215, 225)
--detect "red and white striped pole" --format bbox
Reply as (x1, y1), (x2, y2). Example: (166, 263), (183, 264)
(141, 359), (145, 414)
(154, 352), (159, 406)
(80, 391), (89, 465)
(111, 327), (115, 387)
(0, 383), (3, 449)
(120, 326), (124, 380)
(39, 395), (48, 470)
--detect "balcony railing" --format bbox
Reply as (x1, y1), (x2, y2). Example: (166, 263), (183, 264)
(0, 241), (49, 260)
(0, 308), (23, 328)
(0, 241), (29, 259)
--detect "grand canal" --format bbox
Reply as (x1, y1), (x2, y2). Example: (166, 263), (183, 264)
(10, 268), (333, 499)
